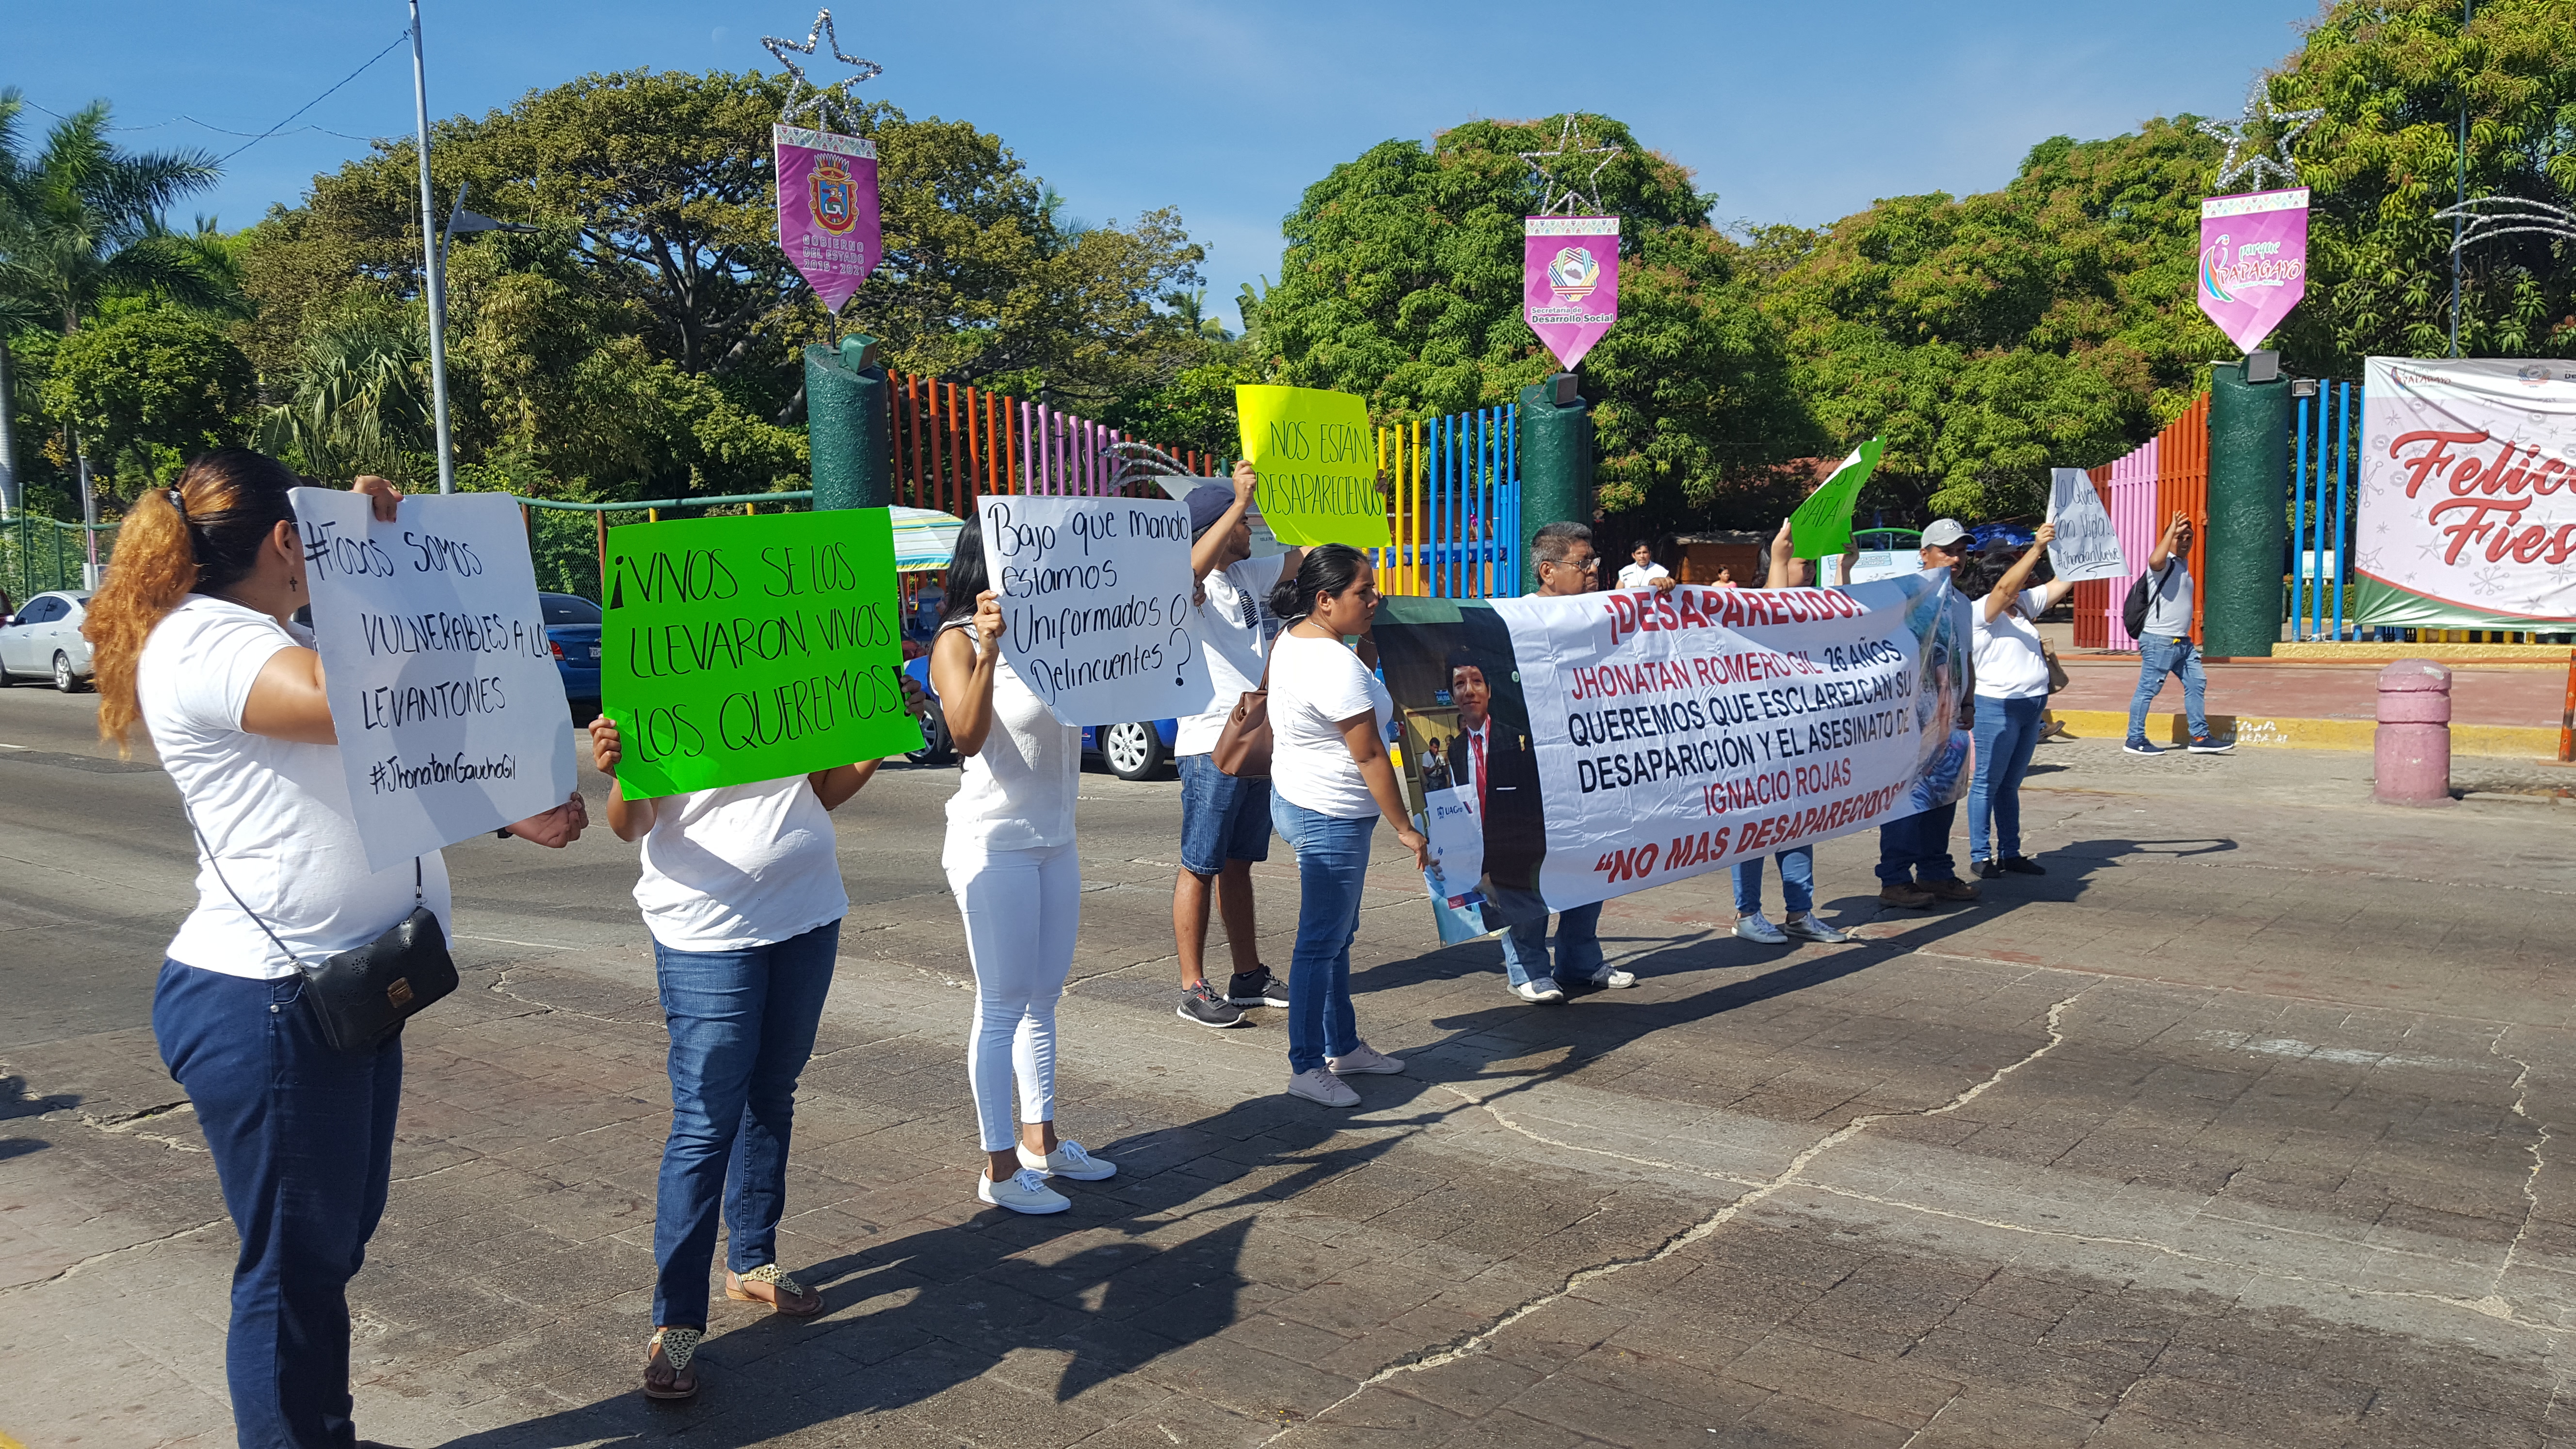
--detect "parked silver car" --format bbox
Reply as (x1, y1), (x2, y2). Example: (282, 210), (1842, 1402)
(0, 590), (96, 692)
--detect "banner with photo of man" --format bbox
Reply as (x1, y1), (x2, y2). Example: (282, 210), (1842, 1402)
(1375, 575), (1971, 932)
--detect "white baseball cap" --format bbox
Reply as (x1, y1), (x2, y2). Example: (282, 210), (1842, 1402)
(1920, 519), (1970, 549)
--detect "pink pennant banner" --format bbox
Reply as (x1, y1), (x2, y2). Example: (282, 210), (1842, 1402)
(774, 124), (882, 314)
(1524, 216), (1621, 370)
(2197, 188), (2308, 354)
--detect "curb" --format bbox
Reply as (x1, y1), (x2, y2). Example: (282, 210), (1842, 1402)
(2048, 708), (2560, 757)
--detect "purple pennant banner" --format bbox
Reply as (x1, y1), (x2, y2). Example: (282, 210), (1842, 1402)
(1524, 216), (1621, 370)
(2197, 187), (2308, 354)
(774, 124), (882, 313)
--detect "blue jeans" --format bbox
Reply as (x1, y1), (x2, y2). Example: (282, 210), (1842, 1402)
(155, 959), (401, 1449)
(1494, 895), (1605, 987)
(2127, 634), (2209, 742)
(1877, 803), (1959, 885)
(651, 919), (841, 1329)
(1177, 752), (1272, 874)
(1272, 797), (1372, 1074)
(1969, 696), (2046, 863)
(1733, 846), (1814, 918)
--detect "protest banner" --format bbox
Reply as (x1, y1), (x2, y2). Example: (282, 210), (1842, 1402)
(290, 489), (580, 872)
(1787, 439), (1885, 560)
(1235, 385), (1391, 549)
(2198, 188), (2308, 354)
(2355, 356), (2576, 630)
(1524, 216), (1621, 370)
(774, 125), (881, 312)
(2045, 468), (2128, 582)
(603, 507), (920, 797)
(1375, 575), (1971, 924)
(977, 493), (1210, 725)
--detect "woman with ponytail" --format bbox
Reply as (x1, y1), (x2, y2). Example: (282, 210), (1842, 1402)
(86, 449), (585, 1449)
(1263, 545), (1428, 1108)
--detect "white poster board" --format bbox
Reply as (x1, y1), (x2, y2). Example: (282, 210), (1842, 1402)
(977, 494), (1208, 725)
(1845, 551), (1916, 585)
(1418, 784), (1484, 908)
(291, 489), (579, 871)
(2045, 468), (2128, 582)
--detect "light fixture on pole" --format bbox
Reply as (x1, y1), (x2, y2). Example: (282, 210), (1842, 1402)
(408, 0), (456, 493)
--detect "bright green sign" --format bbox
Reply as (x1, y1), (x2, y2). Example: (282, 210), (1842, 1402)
(1236, 384), (1391, 548)
(1788, 438), (1885, 560)
(604, 507), (922, 797)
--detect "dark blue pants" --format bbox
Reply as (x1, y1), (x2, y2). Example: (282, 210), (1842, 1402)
(154, 959), (401, 1449)
(651, 919), (841, 1329)
(1876, 802), (1960, 886)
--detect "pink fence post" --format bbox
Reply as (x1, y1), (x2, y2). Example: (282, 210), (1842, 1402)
(2375, 660), (2453, 806)
(2106, 437), (2159, 651)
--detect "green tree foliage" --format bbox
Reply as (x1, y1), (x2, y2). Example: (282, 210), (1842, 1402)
(2272, 0), (2576, 364)
(40, 306), (252, 485)
(1255, 116), (1814, 530)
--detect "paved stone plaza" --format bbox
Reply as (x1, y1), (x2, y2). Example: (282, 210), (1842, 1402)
(4, 686), (2575, 1448)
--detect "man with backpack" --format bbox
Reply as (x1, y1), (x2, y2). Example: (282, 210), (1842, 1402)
(2124, 511), (2231, 756)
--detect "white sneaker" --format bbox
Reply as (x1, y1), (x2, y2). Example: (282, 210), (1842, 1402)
(1733, 912), (1788, 944)
(1512, 977), (1566, 1003)
(1288, 1067), (1362, 1108)
(1017, 1139), (1116, 1180)
(1782, 913), (1851, 944)
(978, 1167), (1070, 1214)
(1328, 1043), (1406, 1076)
(1579, 965), (1638, 989)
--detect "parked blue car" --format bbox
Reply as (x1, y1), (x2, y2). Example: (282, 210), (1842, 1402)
(541, 592), (603, 718)
(899, 653), (1176, 780)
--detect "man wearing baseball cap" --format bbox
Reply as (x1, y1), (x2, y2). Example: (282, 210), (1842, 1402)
(1878, 519), (1980, 909)
(1171, 463), (1302, 1028)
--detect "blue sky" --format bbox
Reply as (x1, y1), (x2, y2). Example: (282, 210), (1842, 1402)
(11, 0), (2321, 330)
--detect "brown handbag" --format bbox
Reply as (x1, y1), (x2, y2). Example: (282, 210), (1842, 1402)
(1212, 651), (1274, 778)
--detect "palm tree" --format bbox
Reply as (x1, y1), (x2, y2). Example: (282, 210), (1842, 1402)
(257, 308), (432, 484)
(0, 88), (227, 518)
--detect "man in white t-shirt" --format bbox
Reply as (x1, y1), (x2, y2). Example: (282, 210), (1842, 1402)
(1173, 464), (1304, 1028)
(1614, 538), (1674, 593)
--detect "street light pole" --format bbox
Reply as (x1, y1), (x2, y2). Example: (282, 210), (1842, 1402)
(2451, 0), (2470, 359)
(409, 0), (457, 493)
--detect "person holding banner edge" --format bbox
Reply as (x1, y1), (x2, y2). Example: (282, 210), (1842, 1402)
(83, 450), (586, 1449)
(931, 511), (1119, 1210)
(1173, 462), (1300, 1030)
(1877, 519), (1980, 910)
(1732, 521), (1857, 947)
(1966, 526), (2077, 877)
(1267, 545), (1428, 1106)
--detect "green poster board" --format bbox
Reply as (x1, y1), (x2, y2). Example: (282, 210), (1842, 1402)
(1788, 438), (1885, 560)
(604, 507), (923, 797)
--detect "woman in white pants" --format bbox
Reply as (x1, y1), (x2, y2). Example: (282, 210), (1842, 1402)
(930, 511), (1115, 1214)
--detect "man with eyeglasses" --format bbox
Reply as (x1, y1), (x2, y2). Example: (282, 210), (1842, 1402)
(1877, 519), (1981, 909)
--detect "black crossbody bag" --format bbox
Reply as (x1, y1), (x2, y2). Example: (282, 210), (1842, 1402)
(186, 814), (457, 1054)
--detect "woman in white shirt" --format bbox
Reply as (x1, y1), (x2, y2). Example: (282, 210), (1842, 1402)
(1264, 545), (1430, 1108)
(1965, 523), (2074, 878)
(590, 677), (910, 1399)
(84, 449), (584, 1447)
(931, 511), (1117, 1216)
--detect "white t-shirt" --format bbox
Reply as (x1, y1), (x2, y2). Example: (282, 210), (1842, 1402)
(1268, 631), (1393, 820)
(1175, 555), (1287, 758)
(1615, 561), (1670, 591)
(141, 595), (454, 980)
(1973, 587), (2052, 700)
(942, 621), (1080, 853)
(633, 776), (847, 951)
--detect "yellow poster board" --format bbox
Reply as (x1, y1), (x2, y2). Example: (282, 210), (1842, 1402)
(1235, 385), (1391, 548)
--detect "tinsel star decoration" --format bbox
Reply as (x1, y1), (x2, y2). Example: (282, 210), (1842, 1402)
(2199, 94), (2322, 193)
(1519, 115), (1622, 217)
(763, 10), (882, 134)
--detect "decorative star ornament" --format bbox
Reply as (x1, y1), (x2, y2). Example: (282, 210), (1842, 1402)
(763, 10), (882, 135)
(1519, 115), (1622, 217)
(2199, 95), (2322, 193)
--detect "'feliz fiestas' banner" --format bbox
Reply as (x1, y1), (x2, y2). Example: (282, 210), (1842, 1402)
(2356, 356), (2576, 630)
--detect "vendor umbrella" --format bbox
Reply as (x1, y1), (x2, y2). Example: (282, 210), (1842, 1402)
(890, 506), (965, 572)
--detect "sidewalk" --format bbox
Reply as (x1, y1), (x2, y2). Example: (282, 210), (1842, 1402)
(2051, 653), (2570, 754)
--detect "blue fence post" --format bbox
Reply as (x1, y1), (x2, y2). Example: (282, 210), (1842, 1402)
(2293, 390), (2312, 640)
(2334, 380), (2353, 642)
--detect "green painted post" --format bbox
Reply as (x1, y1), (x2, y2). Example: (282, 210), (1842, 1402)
(806, 335), (890, 511)
(2205, 359), (2290, 658)
(1515, 374), (1594, 590)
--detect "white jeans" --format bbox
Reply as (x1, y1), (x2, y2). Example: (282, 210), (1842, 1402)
(942, 839), (1080, 1151)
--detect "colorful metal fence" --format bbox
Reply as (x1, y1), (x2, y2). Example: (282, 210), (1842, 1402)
(885, 372), (1222, 512)
(2290, 380), (2359, 642)
(2070, 396), (2206, 651)
(1377, 405), (1519, 599)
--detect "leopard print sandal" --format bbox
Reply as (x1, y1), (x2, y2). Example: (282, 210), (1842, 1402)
(642, 1325), (703, 1401)
(725, 1263), (824, 1318)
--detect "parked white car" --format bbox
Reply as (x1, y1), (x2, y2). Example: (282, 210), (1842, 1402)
(0, 590), (96, 692)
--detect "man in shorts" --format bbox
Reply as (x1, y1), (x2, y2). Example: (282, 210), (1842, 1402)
(1173, 464), (1301, 1027)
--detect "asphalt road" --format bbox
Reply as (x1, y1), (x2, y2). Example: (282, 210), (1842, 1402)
(5, 679), (2576, 1448)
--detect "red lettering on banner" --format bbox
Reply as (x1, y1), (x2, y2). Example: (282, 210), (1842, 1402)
(2429, 497), (2532, 564)
(2391, 430), (2488, 499)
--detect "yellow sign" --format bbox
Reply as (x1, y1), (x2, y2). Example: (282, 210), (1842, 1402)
(1235, 385), (1390, 548)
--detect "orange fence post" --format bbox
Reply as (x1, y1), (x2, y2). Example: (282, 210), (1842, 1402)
(2560, 648), (2575, 763)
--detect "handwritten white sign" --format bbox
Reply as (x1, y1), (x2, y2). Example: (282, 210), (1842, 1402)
(291, 489), (579, 871)
(2045, 468), (2128, 582)
(977, 494), (1208, 726)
